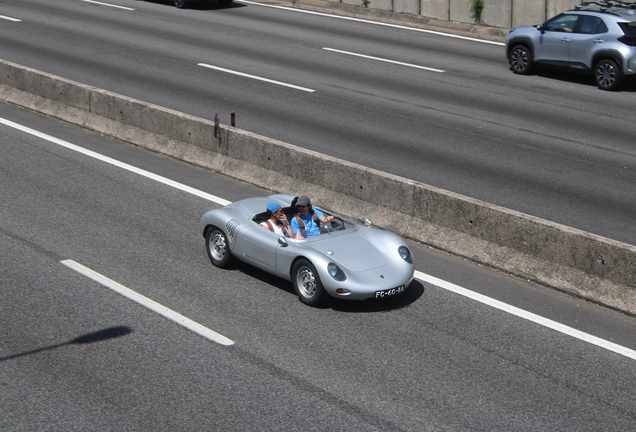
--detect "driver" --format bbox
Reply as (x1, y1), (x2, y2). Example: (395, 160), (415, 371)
(291, 195), (335, 239)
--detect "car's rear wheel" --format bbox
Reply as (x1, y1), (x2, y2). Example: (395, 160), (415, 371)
(174, 0), (189, 8)
(595, 59), (623, 91)
(509, 45), (533, 75)
(206, 227), (232, 268)
(292, 259), (326, 306)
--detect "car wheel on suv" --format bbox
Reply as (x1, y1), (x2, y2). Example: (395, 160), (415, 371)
(594, 59), (623, 91)
(509, 45), (534, 75)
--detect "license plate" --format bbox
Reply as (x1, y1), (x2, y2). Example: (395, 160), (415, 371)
(375, 285), (405, 299)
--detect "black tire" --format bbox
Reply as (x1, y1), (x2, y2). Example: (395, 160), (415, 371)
(595, 59), (623, 91)
(292, 259), (326, 306)
(217, 0), (233, 5)
(174, 0), (189, 8)
(509, 45), (533, 75)
(205, 227), (232, 268)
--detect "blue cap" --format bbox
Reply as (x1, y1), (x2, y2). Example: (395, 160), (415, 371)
(267, 203), (281, 213)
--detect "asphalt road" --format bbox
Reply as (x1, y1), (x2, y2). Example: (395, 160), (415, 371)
(2, 99), (636, 430)
(1, 0), (635, 246)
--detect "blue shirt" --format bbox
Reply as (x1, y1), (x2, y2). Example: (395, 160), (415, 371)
(291, 209), (324, 237)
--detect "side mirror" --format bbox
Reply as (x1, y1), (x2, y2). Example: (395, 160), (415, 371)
(364, 218), (373, 227)
(537, 24), (545, 33)
(278, 237), (288, 247)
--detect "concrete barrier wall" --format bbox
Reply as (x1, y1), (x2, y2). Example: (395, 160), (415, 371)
(1, 59), (635, 315)
(421, 0), (450, 20)
(481, 0), (512, 28)
(312, 0), (582, 28)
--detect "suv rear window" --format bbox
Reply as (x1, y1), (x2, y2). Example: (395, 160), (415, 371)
(618, 22), (636, 37)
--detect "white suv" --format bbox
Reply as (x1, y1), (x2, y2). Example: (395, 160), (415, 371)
(505, 1), (636, 90)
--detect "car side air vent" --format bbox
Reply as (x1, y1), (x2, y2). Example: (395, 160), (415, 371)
(226, 219), (241, 240)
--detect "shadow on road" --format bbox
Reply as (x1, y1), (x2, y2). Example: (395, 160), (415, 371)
(235, 260), (425, 312)
(0, 326), (133, 362)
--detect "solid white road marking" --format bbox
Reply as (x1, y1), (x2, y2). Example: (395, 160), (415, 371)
(0, 117), (231, 206)
(198, 63), (316, 93)
(236, 0), (505, 46)
(3, 116), (635, 360)
(79, 0), (135, 10)
(323, 47), (444, 73)
(0, 14), (21, 22)
(416, 270), (636, 361)
(61, 260), (235, 346)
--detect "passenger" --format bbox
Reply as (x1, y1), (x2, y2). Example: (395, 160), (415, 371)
(291, 195), (335, 239)
(260, 203), (294, 238)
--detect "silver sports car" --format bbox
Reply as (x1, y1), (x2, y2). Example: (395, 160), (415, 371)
(200, 195), (414, 306)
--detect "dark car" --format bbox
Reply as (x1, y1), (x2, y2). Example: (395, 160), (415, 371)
(173, 0), (232, 8)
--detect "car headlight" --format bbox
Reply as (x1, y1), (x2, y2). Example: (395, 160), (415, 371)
(398, 246), (413, 263)
(327, 262), (347, 281)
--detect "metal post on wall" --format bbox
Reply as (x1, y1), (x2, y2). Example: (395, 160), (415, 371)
(511, 0), (514, 28)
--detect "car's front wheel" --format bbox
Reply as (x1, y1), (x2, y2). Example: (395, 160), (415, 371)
(292, 259), (326, 306)
(595, 59), (623, 91)
(509, 45), (533, 75)
(206, 227), (232, 268)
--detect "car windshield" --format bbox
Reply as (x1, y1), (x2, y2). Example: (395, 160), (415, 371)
(292, 208), (358, 239)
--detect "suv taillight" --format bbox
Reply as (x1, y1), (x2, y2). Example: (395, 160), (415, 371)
(618, 36), (636, 46)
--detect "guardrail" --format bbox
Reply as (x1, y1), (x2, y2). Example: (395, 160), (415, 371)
(1, 58), (634, 315)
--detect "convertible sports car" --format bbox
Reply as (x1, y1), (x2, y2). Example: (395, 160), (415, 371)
(200, 195), (415, 306)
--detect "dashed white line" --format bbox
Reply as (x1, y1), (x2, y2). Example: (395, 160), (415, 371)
(198, 63), (316, 93)
(323, 47), (444, 73)
(79, 0), (135, 10)
(0, 14), (21, 22)
(61, 260), (235, 346)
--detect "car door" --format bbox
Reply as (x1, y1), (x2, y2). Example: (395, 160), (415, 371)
(568, 15), (610, 69)
(535, 14), (582, 65)
(238, 225), (281, 269)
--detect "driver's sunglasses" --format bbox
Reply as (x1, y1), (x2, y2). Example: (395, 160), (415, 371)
(297, 205), (307, 209)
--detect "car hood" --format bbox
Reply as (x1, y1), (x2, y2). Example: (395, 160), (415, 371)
(311, 234), (386, 271)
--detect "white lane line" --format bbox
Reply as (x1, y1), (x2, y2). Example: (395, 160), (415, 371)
(4, 116), (634, 361)
(236, 0), (505, 46)
(79, 0), (135, 10)
(0, 117), (231, 206)
(415, 270), (636, 361)
(323, 47), (444, 73)
(0, 14), (22, 22)
(61, 260), (235, 346)
(197, 63), (316, 93)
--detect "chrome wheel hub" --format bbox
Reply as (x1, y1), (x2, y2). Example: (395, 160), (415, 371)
(297, 266), (316, 298)
(210, 233), (226, 260)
